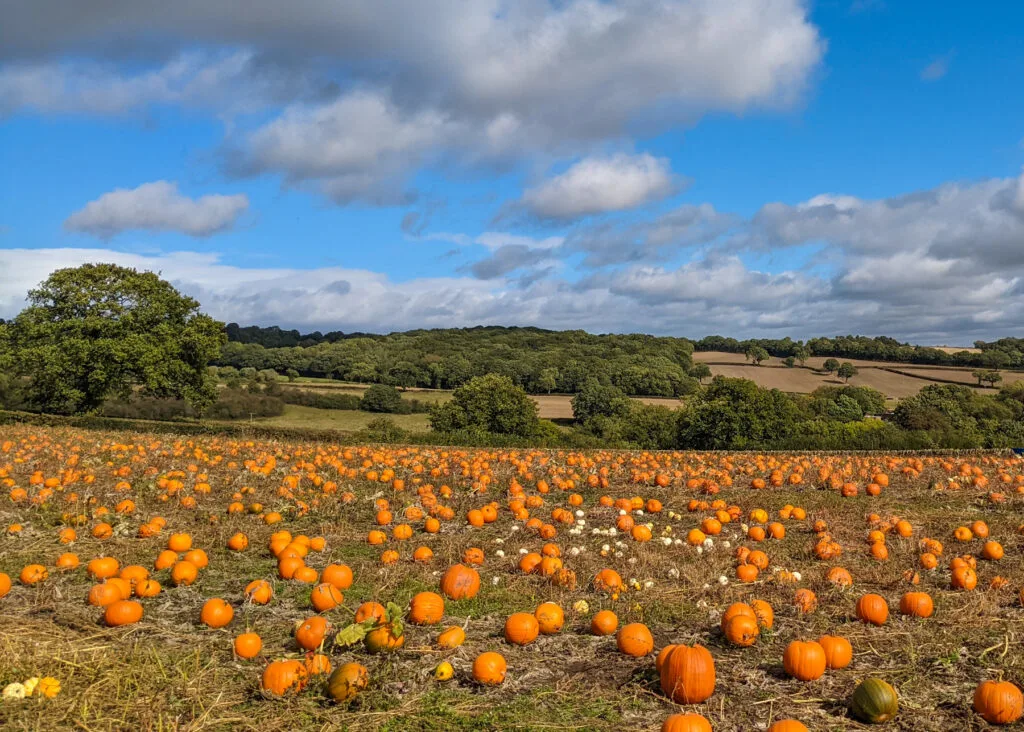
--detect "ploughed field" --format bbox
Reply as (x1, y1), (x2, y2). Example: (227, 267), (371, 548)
(1, 426), (1024, 731)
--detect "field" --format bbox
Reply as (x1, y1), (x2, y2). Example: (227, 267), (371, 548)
(283, 383), (681, 421)
(2, 426), (1024, 730)
(235, 404), (432, 432)
(692, 352), (1022, 399)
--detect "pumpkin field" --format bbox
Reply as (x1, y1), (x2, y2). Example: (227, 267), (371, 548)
(2, 426), (1024, 730)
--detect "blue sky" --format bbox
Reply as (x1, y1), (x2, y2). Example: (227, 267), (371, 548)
(2, 0), (1023, 342)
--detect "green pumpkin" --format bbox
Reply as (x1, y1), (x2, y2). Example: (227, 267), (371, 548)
(850, 678), (899, 723)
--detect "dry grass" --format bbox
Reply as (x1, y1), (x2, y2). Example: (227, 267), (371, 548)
(1, 426), (1023, 731)
(242, 404), (432, 432)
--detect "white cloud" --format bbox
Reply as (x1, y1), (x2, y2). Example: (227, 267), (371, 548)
(518, 154), (676, 220)
(229, 90), (459, 204)
(0, 51), (319, 117)
(64, 181), (249, 238)
(1, 1), (823, 203)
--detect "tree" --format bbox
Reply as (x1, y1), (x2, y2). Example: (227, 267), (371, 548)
(822, 358), (840, 374)
(982, 371), (1003, 388)
(7, 263), (224, 414)
(537, 367), (559, 394)
(783, 356), (796, 368)
(677, 376), (799, 449)
(688, 363), (712, 384)
(745, 346), (770, 365)
(429, 374), (540, 436)
(793, 346), (810, 366)
(361, 384), (403, 413)
(571, 379), (632, 423)
(285, 368), (299, 382)
(837, 362), (858, 382)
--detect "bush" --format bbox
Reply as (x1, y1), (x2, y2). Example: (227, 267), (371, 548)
(357, 417), (408, 443)
(429, 374), (540, 436)
(361, 384), (403, 413)
(204, 390), (284, 419)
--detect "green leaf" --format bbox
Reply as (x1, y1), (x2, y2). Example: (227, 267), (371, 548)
(333, 620), (375, 647)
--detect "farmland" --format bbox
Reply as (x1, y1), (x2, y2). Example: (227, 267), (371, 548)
(2, 426), (1024, 730)
(692, 352), (1024, 400)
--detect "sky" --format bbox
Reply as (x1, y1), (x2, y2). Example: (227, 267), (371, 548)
(1, 0), (1023, 344)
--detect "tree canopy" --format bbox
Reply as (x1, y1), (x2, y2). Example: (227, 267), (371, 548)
(5, 264), (224, 414)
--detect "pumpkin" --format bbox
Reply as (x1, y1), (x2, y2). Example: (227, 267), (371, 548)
(295, 616), (331, 651)
(408, 592), (445, 625)
(472, 651), (507, 685)
(661, 713), (712, 732)
(768, 721), (809, 732)
(818, 635), (852, 669)
(105, 599), (144, 626)
(304, 652), (332, 676)
(617, 623), (654, 657)
(200, 598), (234, 628)
(440, 564), (481, 600)
(751, 599), (774, 629)
(170, 560), (198, 586)
(850, 678), (899, 723)
(87, 557), (119, 580)
(134, 579), (161, 598)
(311, 583), (344, 612)
(88, 582), (123, 607)
(951, 566), (978, 590)
(233, 632), (262, 659)
(261, 660), (308, 697)
(974, 680), (1024, 724)
(365, 624), (405, 653)
(827, 567), (853, 587)
(898, 591), (933, 618)
(720, 602), (755, 633)
(783, 641), (826, 681)
(793, 589), (817, 614)
(659, 644), (715, 704)
(504, 612), (540, 645)
(245, 579), (273, 605)
(593, 568), (623, 594)
(856, 594), (889, 625)
(320, 563), (353, 590)
(723, 614), (759, 647)
(0, 572), (12, 598)
(535, 602), (564, 634)
(591, 610), (619, 636)
(167, 533), (192, 552)
(355, 601), (387, 624)
(437, 626), (466, 649)
(434, 661), (454, 681)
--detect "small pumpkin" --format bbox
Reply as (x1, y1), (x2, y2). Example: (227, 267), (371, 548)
(974, 680), (1024, 725)
(898, 591), (933, 618)
(295, 616), (331, 651)
(856, 593), (889, 626)
(661, 713), (712, 732)
(233, 632), (262, 659)
(472, 651), (507, 685)
(617, 622), (654, 657)
(200, 598), (234, 629)
(723, 614), (759, 647)
(818, 635), (852, 669)
(408, 591), (445, 625)
(504, 612), (540, 645)
(261, 659), (308, 698)
(768, 721), (809, 732)
(783, 640), (826, 681)
(659, 644), (715, 704)
(104, 599), (144, 626)
(591, 610), (619, 636)
(310, 583), (344, 612)
(437, 626), (466, 649)
(850, 678), (898, 723)
(440, 564), (481, 600)
(535, 602), (564, 634)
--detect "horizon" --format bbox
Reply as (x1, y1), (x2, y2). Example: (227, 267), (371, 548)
(3, 2), (1024, 341)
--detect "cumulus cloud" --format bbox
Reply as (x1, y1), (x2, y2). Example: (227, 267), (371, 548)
(518, 154), (677, 220)
(227, 90), (459, 204)
(2, 1), (823, 202)
(64, 181), (249, 238)
(0, 51), (322, 117)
